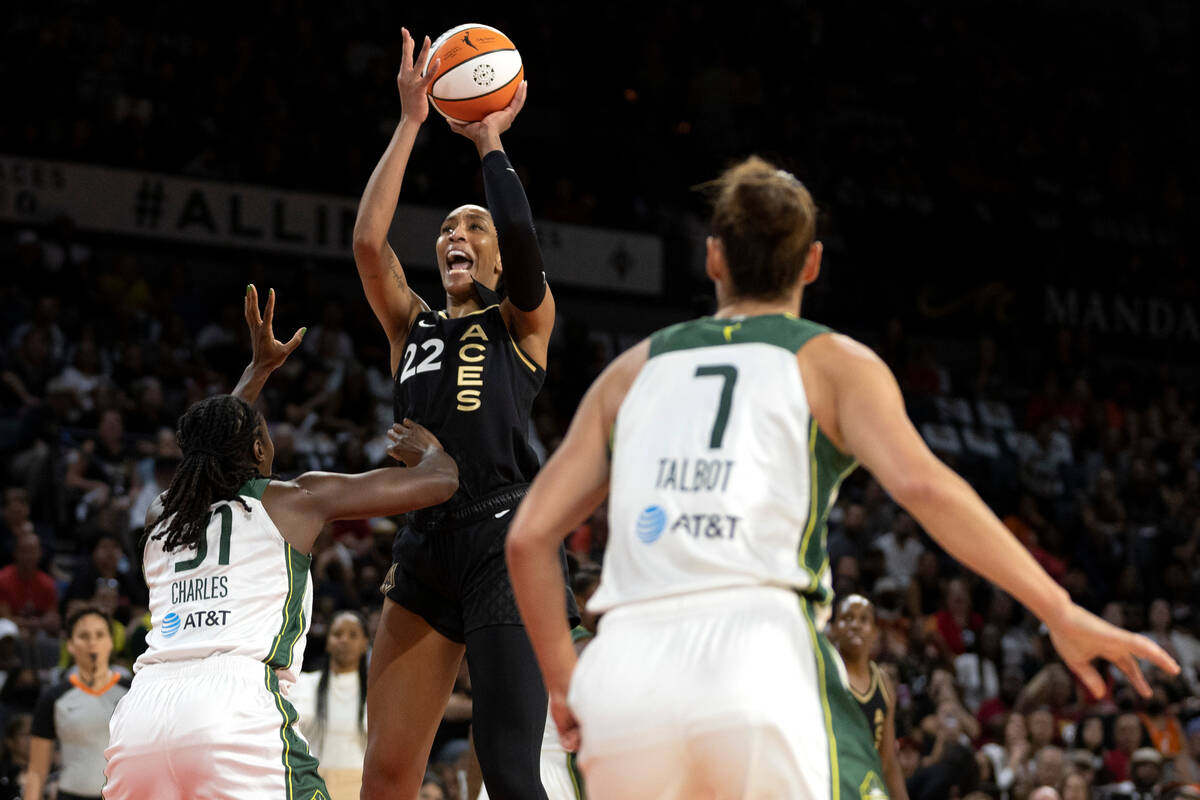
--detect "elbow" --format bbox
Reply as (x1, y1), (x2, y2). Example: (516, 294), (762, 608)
(351, 234), (381, 262)
(890, 462), (954, 513)
(432, 470), (458, 505)
(505, 521), (538, 569)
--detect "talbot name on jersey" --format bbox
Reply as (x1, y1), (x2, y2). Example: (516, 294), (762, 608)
(670, 513), (741, 540)
(170, 576), (229, 605)
(654, 458), (735, 493)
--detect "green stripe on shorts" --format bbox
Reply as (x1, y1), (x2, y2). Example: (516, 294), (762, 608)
(264, 665), (329, 800)
(799, 596), (890, 800)
(566, 751), (587, 799)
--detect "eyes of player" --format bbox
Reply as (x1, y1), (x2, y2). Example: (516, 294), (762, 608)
(441, 221), (488, 234)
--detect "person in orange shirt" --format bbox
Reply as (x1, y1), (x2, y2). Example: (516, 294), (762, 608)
(1137, 682), (1185, 757)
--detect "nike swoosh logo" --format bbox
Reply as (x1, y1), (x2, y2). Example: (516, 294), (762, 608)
(418, 320), (435, 328)
(494, 509), (511, 519)
(506, 168), (517, 174)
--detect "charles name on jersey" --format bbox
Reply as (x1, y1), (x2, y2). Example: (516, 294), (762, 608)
(654, 457), (736, 493)
(170, 575), (229, 605)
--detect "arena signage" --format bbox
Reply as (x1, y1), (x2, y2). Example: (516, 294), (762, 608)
(1044, 286), (1200, 342)
(0, 155), (663, 296)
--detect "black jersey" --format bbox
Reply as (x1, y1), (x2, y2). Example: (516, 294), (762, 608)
(393, 304), (544, 510)
(849, 661), (890, 752)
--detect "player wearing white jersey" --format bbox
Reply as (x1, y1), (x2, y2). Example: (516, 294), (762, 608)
(103, 287), (458, 800)
(506, 157), (1179, 799)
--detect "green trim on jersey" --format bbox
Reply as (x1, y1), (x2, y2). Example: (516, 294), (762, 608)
(798, 596), (889, 800)
(798, 418), (858, 603)
(264, 665), (329, 800)
(648, 313), (831, 358)
(570, 625), (594, 644)
(238, 477), (270, 500)
(266, 543), (310, 670)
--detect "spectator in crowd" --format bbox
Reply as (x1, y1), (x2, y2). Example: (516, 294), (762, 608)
(294, 611), (370, 800)
(62, 535), (146, 625)
(0, 713), (31, 800)
(1107, 712), (1150, 783)
(926, 577), (984, 656)
(876, 510), (926, 589)
(0, 534), (58, 638)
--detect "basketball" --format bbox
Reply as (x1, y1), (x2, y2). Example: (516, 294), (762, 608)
(422, 23), (524, 124)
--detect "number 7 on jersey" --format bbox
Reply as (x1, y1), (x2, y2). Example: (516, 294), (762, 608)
(694, 364), (738, 449)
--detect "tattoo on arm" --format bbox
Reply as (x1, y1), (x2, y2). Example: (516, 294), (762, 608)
(390, 266), (406, 290)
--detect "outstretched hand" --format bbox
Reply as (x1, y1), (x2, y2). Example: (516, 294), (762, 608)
(1047, 603), (1179, 699)
(386, 418), (445, 466)
(244, 285), (304, 373)
(397, 28), (440, 125)
(448, 80), (528, 154)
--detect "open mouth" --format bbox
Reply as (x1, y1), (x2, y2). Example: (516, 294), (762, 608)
(446, 249), (474, 272)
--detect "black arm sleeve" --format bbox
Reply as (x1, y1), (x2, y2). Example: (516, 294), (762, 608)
(481, 150), (547, 312)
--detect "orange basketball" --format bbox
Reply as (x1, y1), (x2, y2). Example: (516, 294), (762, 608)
(422, 24), (524, 124)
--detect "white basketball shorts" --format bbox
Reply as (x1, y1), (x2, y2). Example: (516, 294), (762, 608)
(104, 655), (328, 800)
(567, 585), (886, 800)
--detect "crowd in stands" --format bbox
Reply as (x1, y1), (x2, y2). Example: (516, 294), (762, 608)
(1, 1), (1197, 798)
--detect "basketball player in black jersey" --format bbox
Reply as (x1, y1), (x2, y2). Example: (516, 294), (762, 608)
(353, 29), (575, 800)
(830, 594), (910, 800)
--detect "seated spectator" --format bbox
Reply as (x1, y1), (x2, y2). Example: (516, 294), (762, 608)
(64, 409), (135, 522)
(1097, 747), (1165, 800)
(1105, 712), (1149, 784)
(956, 624), (1002, 714)
(1137, 682), (1185, 758)
(0, 712), (31, 799)
(0, 533), (58, 637)
(63, 534), (147, 625)
(926, 576), (984, 656)
(876, 510), (927, 588)
(828, 502), (872, 566)
(0, 489), (33, 567)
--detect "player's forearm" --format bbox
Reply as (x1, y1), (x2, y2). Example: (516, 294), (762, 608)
(506, 534), (577, 697)
(232, 362), (273, 405)
(480, 150), (546, 311)
(899, 463), (1070, 623)
(353, 119), (421, 261)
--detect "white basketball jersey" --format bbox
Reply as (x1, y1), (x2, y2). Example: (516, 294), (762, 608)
(137, 478), (312, 688)
(590, 314), (857, 614)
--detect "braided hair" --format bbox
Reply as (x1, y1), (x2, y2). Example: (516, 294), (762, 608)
(150, 395), (263, 553)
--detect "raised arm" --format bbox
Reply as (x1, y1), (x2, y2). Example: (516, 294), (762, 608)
(263, 420), (458, 554)
(447, 82), (555, 367)
(804, 334), (1178, 698)
(352, 28), (438, 374)
(232, 284), (304, 405)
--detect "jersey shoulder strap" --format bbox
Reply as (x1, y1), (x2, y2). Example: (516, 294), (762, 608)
(237, 478), (270, 500)
(648, 314), (832, 359)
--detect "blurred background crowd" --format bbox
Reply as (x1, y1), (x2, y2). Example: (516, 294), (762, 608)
(1, 1), (1197, 799)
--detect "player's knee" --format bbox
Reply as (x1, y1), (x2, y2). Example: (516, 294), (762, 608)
(361, 746), (423, 798)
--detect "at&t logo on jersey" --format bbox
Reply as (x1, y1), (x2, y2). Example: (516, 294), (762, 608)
(636, 505), (667, 544)
(160, 609), (231, 637)
(161, 612), (181, 638)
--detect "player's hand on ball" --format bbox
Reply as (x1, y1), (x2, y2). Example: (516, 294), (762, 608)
(549, 691), (581, 753)
(244, 285), (304, 372)
(448, 80), (527, 144)
(1047, 603), (1179, 699)
(397, 28), (440, 125)
(386, 418), (445, 466)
